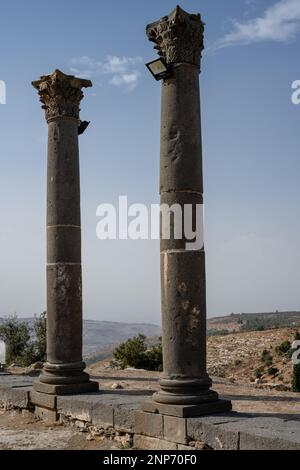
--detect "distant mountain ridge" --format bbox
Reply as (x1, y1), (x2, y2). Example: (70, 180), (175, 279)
(1, 310), (300, 359)
(0, 317), (161, 358)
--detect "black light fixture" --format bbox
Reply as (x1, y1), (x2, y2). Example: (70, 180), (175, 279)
(78, 120), (90, 135)
(145, 58), (171, 81)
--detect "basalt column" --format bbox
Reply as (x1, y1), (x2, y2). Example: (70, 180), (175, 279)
(145, 7), (231, 415)
(32, 70), (98, 395)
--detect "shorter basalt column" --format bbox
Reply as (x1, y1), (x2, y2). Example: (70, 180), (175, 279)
(143, 6), (231, 416)
(32, 70), (98, 395)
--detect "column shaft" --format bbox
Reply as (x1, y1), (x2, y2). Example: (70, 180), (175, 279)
(146, 6), (232, 413)
(32, 69), (98, 394)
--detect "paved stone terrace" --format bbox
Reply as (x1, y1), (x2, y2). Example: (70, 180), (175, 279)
(0, 373), (300, 450)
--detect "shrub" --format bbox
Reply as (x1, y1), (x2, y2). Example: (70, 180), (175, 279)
(34, 312), (47, 362)
(0, 316), (31, 366)
(254, 368), (263, 379)
(261, 350), (273, 366)
(291, 332), (300, 392)
(0, 314), (47, 367)
(294, 331), (300, 341)
(275, 340), (291, 355)
(267, 367), (279, 376)
(113, 335), (163, 371)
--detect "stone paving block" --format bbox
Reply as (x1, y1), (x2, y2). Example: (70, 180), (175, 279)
(133, 434), (177, 450)
(135, 411), (163, 437)
(164, 415), (187, 444)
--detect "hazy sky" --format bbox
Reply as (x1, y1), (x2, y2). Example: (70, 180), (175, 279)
(0, 0), (300, 323)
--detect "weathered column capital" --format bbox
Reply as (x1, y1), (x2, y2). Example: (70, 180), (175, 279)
(146, 5), (205, 66)
(32, 69), (92, 122)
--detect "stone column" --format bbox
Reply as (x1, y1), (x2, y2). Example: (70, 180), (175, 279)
(32, 70), (98, 395)
(145, 7), (231, 415)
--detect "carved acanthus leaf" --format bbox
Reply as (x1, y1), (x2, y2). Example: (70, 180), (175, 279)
(146, 5), (205, 67)
(32, 69), (92, 121)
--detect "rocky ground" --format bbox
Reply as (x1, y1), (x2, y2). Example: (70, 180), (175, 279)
(0, 409), (119, 450)
(86, 327), (299, 390)
(207, 327), (299, 387)
(8, 327), (299, 389)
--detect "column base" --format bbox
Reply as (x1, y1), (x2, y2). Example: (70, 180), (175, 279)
(142, 397), (232, 418)
(34, 361), (98, 395)
(142, 375), (232, 417)
(34, 380), (99, 395)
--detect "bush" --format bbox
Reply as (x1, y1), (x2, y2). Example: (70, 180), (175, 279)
(0, 314), (47, 367)
(34, 312), (47, 362)
(267, 367), (279, 376)
(294, 331), (300, 341)
(254, 367), (264, 379)
(0, 316), (31, 366)
(113, 335), (162, 371)
(275, 340), (291, 355)
(261, 350), (273, 366)
(291, 332), (300, 392)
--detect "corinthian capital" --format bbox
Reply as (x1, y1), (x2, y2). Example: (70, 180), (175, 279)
(32, 69), (92, 121)
(146, 5), (205, 67)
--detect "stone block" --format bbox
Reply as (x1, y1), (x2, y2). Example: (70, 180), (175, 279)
(239, 431), (300, 450)
(30, 390), (56, 410)
(133, 434), (177, 450)
(34, 380), (98, 396)
(91, 403), (114, 429)
(142, 398), (232, 418)
(187, 414), (243, 450)
(164, 415), (187, 444)
(35, 406), (58, 424)
(0, 386), (31, 410)
(57, 396), (94, 422)
(114, 404), (139, 432)
(177, 444), (194, 450)
(135, 411), (163, 437)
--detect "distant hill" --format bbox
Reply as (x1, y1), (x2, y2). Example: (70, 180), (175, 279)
(0, 317), (161, 359)
(207, 311), (300, 336)
(1, 311), (300, 361)
(82, 320), (161, 357)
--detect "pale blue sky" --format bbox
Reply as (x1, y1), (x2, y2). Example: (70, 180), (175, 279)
(0, 0), (300, 323)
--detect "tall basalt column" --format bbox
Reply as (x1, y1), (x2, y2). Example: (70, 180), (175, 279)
(146, 6), (231, 414)
(32, 70), (98, 394)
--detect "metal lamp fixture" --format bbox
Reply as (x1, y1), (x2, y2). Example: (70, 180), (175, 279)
(145, 58), (171, 81)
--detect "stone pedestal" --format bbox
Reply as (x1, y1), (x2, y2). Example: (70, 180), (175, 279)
(32, 70), (98, 395)
(146, 6), (231, 416)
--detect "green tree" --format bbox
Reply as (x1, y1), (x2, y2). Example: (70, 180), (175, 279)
(113, 335), (163, 371)
(0, 313), (47, 367)
(0, 316), (31, 366)
(34, 312), (47, 362)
